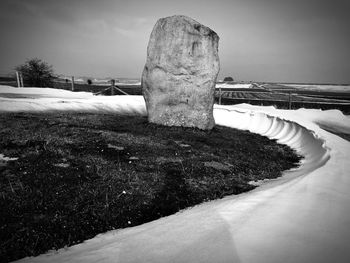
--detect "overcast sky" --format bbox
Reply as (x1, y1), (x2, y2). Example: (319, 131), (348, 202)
(1, 0), (349, 83)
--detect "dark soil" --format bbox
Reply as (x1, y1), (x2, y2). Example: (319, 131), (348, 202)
(0, 113), (302, 262)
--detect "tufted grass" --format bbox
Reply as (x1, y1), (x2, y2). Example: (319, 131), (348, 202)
(0, 112), (302, 262)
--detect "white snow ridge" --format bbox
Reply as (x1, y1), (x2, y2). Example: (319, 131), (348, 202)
(1, 85), (349, 263)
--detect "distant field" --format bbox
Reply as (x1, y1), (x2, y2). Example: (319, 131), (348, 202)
(216, 83), (350, 113)
(217, 90), (350, 103)
(217, 97), (350, 114)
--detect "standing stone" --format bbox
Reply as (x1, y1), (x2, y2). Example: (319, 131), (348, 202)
(142, 15), (220, 130)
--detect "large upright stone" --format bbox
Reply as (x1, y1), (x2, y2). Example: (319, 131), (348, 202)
(142, 15), (220, 130)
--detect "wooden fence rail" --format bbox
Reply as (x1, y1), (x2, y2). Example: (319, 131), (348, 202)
(216, 89), (294, 109)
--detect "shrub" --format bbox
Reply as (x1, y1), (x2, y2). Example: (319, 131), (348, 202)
(87, 79), (92, 85)
(223, 76), (234, 82)
(15, 58), (55, 87)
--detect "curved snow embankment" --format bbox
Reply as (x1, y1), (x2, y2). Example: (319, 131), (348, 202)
(214, 106), (330, 184)
(0, 86), (146, 114)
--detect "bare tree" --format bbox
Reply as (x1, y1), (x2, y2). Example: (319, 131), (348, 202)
(15, 58), (55, 87)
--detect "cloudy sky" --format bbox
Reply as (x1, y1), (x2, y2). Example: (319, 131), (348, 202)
(1, 0), (349, 83)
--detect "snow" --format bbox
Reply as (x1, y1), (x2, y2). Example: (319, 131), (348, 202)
(118, 81), (142, 86)
(1, 85), (349, 263)
(0, 86), (146, 115)
(74, 78), (85, 83)
(216, 83), (252, 89)
(0, 86), (93, 99)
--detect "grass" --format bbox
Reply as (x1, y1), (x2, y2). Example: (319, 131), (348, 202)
(0, 112), (302, 262)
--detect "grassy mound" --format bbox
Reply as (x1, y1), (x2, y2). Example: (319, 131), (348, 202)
(0, 113), (302, 262)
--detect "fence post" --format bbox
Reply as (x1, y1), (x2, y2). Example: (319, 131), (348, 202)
(16, 71), (21, 88)
(219, 87), (222, 105)
(288, 91), (292, 109)
(111, 79), (115, 95)
(19, 72), (24, 87)
(71, 76), (75, 91)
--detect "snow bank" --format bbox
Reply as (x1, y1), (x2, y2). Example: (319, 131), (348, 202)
(1, 85), (348, 263)
(0, 86), (93, 99)
(0, 86), (146, 115)
(214, 106), (330, 179)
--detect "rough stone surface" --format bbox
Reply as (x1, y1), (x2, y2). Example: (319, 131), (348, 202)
(142, 15), (220, 130)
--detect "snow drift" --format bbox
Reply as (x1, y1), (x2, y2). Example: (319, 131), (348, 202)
(214, 106), (330, 181)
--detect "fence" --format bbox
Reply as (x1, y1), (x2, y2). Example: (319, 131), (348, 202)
(216, 87), (294, 109)
(0, 72), (133, 95)
(1, 73), (349, 113)
(52, 78), (139, 95)
(215, 87), (350, 113)
(0, 73), (17, 87)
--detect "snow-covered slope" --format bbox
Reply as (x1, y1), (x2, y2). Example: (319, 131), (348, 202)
(1, 86), (349, 263)
(0, 86), (146, 115)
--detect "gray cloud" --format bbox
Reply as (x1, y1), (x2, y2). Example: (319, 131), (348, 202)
(1, 0), (349, 83)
